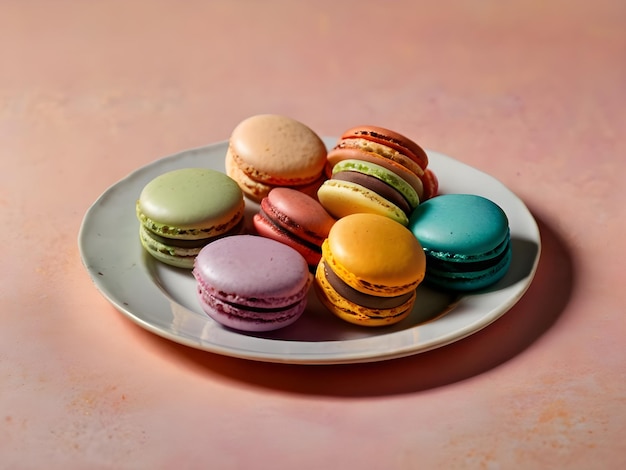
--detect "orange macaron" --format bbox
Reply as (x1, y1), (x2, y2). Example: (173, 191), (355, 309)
(225, 114), (328, 202)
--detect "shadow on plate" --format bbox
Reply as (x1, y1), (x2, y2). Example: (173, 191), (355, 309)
(133, 206), (576, 397)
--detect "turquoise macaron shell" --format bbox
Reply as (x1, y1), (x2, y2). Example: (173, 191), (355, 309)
(408, 194), (512, 291)
(409, 194), (509, 259)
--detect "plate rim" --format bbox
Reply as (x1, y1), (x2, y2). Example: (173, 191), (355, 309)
(78, 139), (541, 365)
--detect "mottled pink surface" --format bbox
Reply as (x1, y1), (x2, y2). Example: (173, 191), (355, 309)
(2, 1), (625, 468)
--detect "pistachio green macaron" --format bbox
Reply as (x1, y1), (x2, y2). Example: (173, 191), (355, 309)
(136, 168), (245, 268)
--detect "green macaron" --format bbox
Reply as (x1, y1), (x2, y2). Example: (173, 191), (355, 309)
(136, 168), (245, 268)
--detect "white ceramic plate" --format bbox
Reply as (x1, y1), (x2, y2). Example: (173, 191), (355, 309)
(78, 138), (540, 364)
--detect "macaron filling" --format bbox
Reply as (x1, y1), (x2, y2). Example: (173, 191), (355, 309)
(194, 271), (309, 310)
(425, 244), (512, 291)
(332, 159), (419, 209)
(315, 261), (416, 325)
(197, 283), (307, 318)
(318, 179), (410, 225)
(428, 243), (512, 277)
(326, 146), (425, 198)
(425, 234), (511, 269)
(332, 139), (425, 177)
(139, 226), (199, 264)
(322, 262), (414, 310)
(332, 171), (412, 215)
(255, 207), (323, 255)
(259, 196), (327, 246)
(342, 127), (429, 170)
(143, 218), (245, 249)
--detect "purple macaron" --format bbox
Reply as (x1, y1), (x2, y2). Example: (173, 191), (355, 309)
(192, 235), (311, 332)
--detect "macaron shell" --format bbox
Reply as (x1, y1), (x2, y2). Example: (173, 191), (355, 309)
(323, 213), (426, 296)
(137, 168), (244, 239)
(139, 220), (245, 269)
(253, 212), (323, 266)
(426, 229), (511, 266)
(425, 241), (512, 291)
(229, 114), (327, 185)
(409, 194), (509, 257)
(193, 235), (310, 309)
(421, 168), (439, 200)
(139, 226), (198, 269)
(332, 159), (419, 209)
(315, 260), (415, 326)
(340, 125), (429, 170)
(225, 148), (271, 202)
(332, 171), (412, 216)
(263, 188), (335, 245)
(330, 138), (425, 177)
(317, 179), (409, 226)
(326, 145), (424, 199)
(227, 149), (326, 203)
(196, 284), (306, 332)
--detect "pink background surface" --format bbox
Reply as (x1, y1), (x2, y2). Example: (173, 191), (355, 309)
(2, 1), (625, 468)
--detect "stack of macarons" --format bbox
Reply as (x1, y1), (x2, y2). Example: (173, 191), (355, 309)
(318, 125), (438, 225)
(226, 114), (328, 202)
(315, 213), (426, 327)
(253, 187), (336, 269)
(136, 168), (245, 269)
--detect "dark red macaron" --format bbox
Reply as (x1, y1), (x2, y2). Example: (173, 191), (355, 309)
(253, 188), (336, 267)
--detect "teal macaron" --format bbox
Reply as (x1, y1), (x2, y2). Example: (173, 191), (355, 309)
(408, 194), (512, 291)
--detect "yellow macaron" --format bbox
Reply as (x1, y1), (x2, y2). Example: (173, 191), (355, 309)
(314, 213), (426, 326)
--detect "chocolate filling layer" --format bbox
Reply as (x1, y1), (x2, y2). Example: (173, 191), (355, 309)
(333, 171), (411, 215)
(324, 263), (414, 309)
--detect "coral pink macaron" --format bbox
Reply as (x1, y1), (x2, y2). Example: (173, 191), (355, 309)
(192, 235), (312, 332)
(253, 188), (336, 268)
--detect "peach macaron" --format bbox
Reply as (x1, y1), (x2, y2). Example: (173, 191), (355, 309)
(225, 114), (328, 202)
